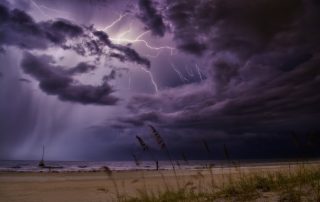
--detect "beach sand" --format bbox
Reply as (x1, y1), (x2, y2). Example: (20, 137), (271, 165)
(0, 162), (318, 202)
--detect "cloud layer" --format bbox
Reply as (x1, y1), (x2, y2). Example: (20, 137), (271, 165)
(138, 0), (166, 37)
(0, 2), (151, 105)
(1, 0), (320, 160)
(115, 0), (320, 139)
(21, 52), (119, 105)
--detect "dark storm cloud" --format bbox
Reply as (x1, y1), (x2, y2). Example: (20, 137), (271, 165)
(21, 52), (119, 105)
(19, 78), (31, 83)
(67, 62), (97, 74)
(62, 29), (151, 68)
(102, 69), (116, 82)
(114, 0), (320, 142)
(113, 44), (151, 68)
(4, 0), (31, 11)
(0, 3), (151, 68)
(42, 19), (83, 44)
(0, 4), (84, 50)
(92, 30), (112, 45)
(163, 0), (320, 89)
(138, 0), (166, 37)
(93, 31), (151, 68)
(0, 2), (151, 106)
(2, 0), (320, 161)
(166, 0), (304, 57)
(0, 4), (10, 23)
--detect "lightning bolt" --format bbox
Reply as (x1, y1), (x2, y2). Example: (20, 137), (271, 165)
(39, 5), (66, 15)
(170, 63), (189, 82)
(135, 31), (150, 40)
(118, 24), (132, 37)
(140, 68), (159, 93)
(28, 2), (162, 94)
(31, 0), (51, 18)
(100, 15), (178, 94)
(118, 31), (174, 57)
(104, 26), (160, 93)
(113, 23), (132, 44)
(128, 70), (132, 90)
(103, 13), (128, 31)
(31, 0), (67, 18)
(195, 63), (204, 81)
(110, 33), (175, 56)
(185, 64), (194, 77)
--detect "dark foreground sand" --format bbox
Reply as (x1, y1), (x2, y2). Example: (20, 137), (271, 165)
(0, 162), (319, 202)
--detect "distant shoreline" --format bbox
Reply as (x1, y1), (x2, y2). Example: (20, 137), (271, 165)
(1, 159), (319, 173)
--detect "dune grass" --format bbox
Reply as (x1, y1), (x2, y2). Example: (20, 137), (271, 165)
(106, 127), (320, 201)
(103, 163), (320, 202)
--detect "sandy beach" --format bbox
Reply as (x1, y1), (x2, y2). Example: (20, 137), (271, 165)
(1, 162), (319, 202)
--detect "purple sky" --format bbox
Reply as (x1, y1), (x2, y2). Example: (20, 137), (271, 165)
(0, 0), (320, 161)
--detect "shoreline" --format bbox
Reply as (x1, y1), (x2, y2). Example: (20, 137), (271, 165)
(0, 159), (319, 173)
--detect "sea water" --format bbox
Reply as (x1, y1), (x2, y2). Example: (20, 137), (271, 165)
(0, 159), (304, 172)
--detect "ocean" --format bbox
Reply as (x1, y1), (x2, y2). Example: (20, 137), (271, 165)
(0, 160), (208, 172)
(0, 159), (310, 172)
(0, 160), (212, 172)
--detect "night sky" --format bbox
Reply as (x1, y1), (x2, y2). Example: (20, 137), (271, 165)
(0, 0), (320, 161)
